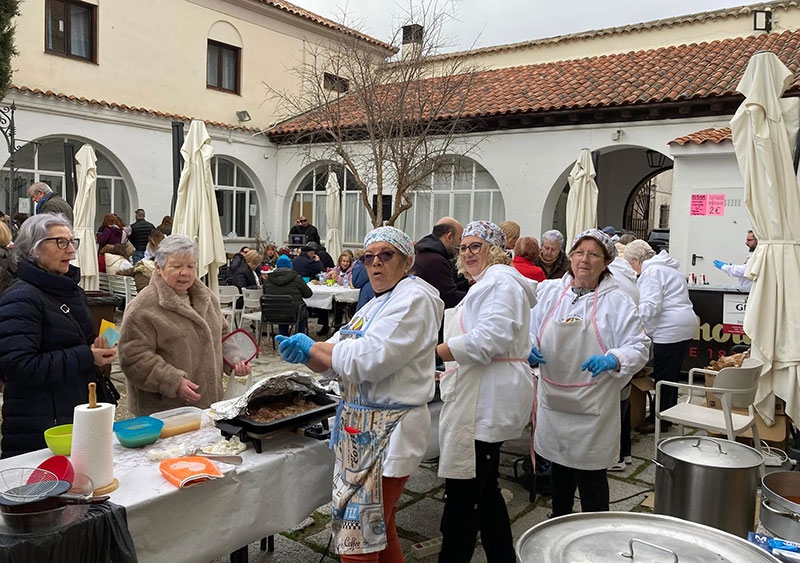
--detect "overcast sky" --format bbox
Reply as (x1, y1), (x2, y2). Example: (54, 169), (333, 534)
(288, 0), (766, 51)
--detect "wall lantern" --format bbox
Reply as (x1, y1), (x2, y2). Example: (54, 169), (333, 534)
(646, 149), (669, 169)
(754, 10), (772, 32)
(236, 110), (252, 123)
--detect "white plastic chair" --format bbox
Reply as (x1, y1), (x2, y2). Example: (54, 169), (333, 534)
(654, 357), (764, 458)
(239, 296), (262, 344)
(218, 286), (240, 329)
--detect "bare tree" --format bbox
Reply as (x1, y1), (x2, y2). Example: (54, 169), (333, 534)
(266, 1), (482, 227)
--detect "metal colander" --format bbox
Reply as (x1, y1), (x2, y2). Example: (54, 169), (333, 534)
(0, 468), (59, 503)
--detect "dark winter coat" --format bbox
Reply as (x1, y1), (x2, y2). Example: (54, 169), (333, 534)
(413, 234), (466, 309)
(317, 249), (335, 270)
(37, 193), (74, 225)
(534, 250), (571, 280)
(263, 268), (312, 311)
(129, 218), (155, 252)
(96, 225), (124, 248)
(0, 259), (96, 458)
(0, 247), (16, 296)
(292, 253), (324, 278)
(352, 259), (374, 311)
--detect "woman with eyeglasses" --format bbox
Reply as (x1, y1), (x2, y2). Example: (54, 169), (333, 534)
(434, 221), (538, 563)
(530, 229), (650, 517)
(0, 213), (118, 458)
(275, 226), (443, 562)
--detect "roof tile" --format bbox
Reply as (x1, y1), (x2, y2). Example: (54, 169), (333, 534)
(670, 127), (732, 145)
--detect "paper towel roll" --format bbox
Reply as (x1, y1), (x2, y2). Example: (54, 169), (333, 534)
(71, 402), (116, 489)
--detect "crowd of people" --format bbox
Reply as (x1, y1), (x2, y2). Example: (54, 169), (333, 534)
(0, 192), (713, 562)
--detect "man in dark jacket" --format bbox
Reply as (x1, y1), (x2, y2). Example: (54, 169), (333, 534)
(292, 245), (324, 279)
(29, 182), (74, 224)
(264, 254), (312, 335)
(413, 217), (466, 309)
(289, 215), (321, 245)
(308, 241), (335, 269)
(129, 209), (156, 264)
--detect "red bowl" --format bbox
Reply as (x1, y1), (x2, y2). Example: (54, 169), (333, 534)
(36, 456), (74, 484)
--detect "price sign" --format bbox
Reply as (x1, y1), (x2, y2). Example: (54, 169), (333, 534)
(707, 194), (726, 216)
(690, 194), (707, 215)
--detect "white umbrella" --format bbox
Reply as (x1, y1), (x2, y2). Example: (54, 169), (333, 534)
(173, 120), (226, 294)
(566, 148), (599, 245)
(730, 50), (800, 426)
(324, 171), (343, 259)
(72, 144), (99, 290)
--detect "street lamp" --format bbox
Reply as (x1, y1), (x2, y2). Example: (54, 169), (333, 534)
(646, 149), (669, 169)
(0, 102), (20, 214)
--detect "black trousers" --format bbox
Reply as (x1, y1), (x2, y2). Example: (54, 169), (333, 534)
(653, 340), (691, 412)
(550, 462), (609, 517)
(620, 396), (631, 459)
(439, 441), (515, 563)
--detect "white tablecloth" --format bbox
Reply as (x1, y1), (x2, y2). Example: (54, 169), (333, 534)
(0, 417), (334, 563)
(304, 283), (360, 310)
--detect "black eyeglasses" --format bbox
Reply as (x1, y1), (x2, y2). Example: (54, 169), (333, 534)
(457, 242), (484, 255)
(363, 251), (398, 265)
(42, 237), (80, 250)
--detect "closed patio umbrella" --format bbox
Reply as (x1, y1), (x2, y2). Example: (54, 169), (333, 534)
(566, 148), (599, 245)
(72, 144), (98, 290)
(730, 50), (800, 426)
(173, 120), (226, 294)
(325, 171), (342, 259)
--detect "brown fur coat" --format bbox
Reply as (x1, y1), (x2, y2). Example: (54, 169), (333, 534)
(119, 271), (227, 415)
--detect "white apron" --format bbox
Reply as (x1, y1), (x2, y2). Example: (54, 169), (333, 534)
(437, 306), (482, 479)
(534, 285), (622, 470)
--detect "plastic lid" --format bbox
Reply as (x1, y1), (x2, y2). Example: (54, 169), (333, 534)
(658, 436), (763, 469)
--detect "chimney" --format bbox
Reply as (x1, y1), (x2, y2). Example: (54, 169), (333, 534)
(402, 24), (423, 59)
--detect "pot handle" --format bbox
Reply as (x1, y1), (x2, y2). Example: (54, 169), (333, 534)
(761, 498), (800, 522)
(691, 437), (727, 454)
(621, 538), (679, 562)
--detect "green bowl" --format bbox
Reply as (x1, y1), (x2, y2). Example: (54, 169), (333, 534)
(44, 424), (73, 456)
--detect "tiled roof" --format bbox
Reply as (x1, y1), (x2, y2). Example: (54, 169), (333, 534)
(671, 127), (733, 145)
(427, 1), (797, 62)
(269, 29), (800, 138)
(254, 0), (394, 52)
(8, 85), (257, 131)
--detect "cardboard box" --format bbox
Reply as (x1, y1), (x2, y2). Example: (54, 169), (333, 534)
(630, 375), (655, 430)
(704, 373), (785, 415)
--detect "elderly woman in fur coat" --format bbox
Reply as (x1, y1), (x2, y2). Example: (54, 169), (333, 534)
(119, 234), (250, 416)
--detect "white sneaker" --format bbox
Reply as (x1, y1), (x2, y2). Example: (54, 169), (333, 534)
(608, 461), (626, 472)
(624, 456), (633, 465)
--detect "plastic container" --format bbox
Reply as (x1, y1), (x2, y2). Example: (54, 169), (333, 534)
(36, 456), (74, 484)
(151, 406), (202, 438)
(44, 424), (73, 456)
(113, 417), (164, 448)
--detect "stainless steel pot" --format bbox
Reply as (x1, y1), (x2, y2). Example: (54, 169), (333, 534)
(654, 436), (763, 538)
(761, 471), (800, 542)
(515, 512), (780, 562)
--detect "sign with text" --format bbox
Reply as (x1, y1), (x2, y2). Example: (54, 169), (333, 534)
(690, 193), (726, 216)
(722, 293), (748, 334)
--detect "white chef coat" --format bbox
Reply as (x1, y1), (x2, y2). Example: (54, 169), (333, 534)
(721, 251), (754, 290)
(638, 251), (699, 344)
(530, 274), (650, 470)
(327, 276), (444, 478)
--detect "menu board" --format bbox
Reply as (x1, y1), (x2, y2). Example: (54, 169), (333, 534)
(690, 193), (726, 216)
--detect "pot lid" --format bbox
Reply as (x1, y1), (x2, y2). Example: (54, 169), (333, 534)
(516, 512), (781, 562)
(658, 436), (763, 469)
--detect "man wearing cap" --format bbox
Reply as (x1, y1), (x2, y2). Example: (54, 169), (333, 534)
(308, 241), (335, 269)
(289, 215), (321, 245)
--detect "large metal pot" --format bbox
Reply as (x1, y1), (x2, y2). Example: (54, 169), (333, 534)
(654, 436), (763, 538)
(515, 512), (780, 562)
(761, 471), (800, 542)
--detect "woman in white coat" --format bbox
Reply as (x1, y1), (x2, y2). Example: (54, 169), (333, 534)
(531, 229), (649, 517)
(624, 240), (698, 432)
(436, 221), (537, 562)
(276, 226), (443, 563)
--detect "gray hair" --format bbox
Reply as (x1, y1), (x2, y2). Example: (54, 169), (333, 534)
(29, 182), (53, 196)
(541, 229), (565, 248)
(624, 239), (656, 264)
(14, 213), (73, 261)
(153, 234), (198, 268)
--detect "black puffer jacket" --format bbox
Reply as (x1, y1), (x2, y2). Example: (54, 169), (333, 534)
(0, 259), (96, 458)
(264, 268), (312, 310)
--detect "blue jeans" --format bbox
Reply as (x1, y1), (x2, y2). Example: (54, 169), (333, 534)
(131, 250), (145, 264)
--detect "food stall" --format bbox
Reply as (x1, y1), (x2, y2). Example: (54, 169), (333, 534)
(683, 285), (750, 373)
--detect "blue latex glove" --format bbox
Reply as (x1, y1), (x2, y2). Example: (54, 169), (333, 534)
(581, 354), (618, 378)
(713, 259), (726, 270)
(276, 334), (314, 364)
(528, 346), (546, 366)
